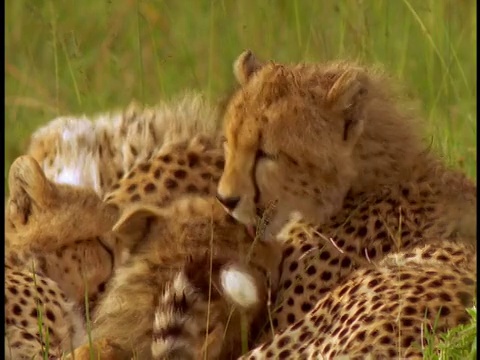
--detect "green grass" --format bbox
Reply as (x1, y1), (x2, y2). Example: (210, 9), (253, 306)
(5, 1), (476, 183)
(423, 305), (477, 360)
(5, 1), (476, 358)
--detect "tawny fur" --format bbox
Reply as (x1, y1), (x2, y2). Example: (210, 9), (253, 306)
(6, 93), (227, 359)
(67, 196), (282, 360)
(5, 92), (225, 315)
(217, 51), (476, 246)
(94, 92), (222, 195)
(11, 63), (476, 360)
(103, 133), (225, 214)
(27, 92), (222, 198)
(12, 93), (225, 284)
(214, 51), (476, 357)
(5, 155), (120, 308)
(240, 236), (476, 360)
(27, 116), (103, 194)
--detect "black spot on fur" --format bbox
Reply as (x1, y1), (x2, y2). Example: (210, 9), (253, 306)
(301, 302), (312, 313)
(173, 169), (187, 179)
(12, 304), (22, 316)
(30, 308), (38, 318)
(319, 251), (330, 260)
(340, 258), (351, 268)
(439, 306), (451, 317)
(160, 155), (172, 164)
(187, 153), (199, 167)
(294, 285), (304, 294)
(46, 309), (56, 322)
(357, 226), (367, 237)
(457, 291), (473, 307)
(164, 179), (178, 189)
(144, 183), (156, 193)
(138, 163), (151, 173)
(321, 271), (332, 281)
(130, 194), (141, 202)
(153, 168), (162, 179)
(22, 332), (35, 341)
(130, 145), (138, 157)
(215, 158), (225, 170)
(283, 246), (295, 258)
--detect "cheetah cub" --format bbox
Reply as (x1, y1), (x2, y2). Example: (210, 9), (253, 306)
(68, 195), (282, 360)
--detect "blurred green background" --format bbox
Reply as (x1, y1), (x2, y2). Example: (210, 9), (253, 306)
(5, 0), (477, 192)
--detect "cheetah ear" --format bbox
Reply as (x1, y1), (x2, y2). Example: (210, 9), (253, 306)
(233, 50), (265, 85)
(112, 203), (165, 238)
(325, 68), (369, 143)
(7, 155), (56, 225)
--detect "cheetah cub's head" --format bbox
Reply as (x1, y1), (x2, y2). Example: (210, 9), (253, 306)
(6, 155), (119, 260)
(217, 50), (371, 234)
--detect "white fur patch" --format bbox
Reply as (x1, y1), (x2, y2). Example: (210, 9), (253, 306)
(60, 117), (94, 142)
(276, 211), (304, 242)
(220, 266), (258, 309)
(55, 164), (83, 187)
(52, 153), (101, 193)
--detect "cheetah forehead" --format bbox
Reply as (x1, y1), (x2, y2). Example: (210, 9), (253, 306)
(225, 109), (262, 151)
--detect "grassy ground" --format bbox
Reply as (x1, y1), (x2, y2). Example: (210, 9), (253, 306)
(5, 0), (477, 358)
(5, 1), (476, 181)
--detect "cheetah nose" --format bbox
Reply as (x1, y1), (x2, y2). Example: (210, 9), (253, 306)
(216, 193), (240, 211)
